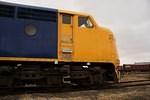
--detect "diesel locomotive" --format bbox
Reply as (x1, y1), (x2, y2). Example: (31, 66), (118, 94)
(0, 1), (120, 88)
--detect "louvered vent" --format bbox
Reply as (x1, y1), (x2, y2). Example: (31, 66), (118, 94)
(0, 4), (15, 18)
(17, 7), (57, 22)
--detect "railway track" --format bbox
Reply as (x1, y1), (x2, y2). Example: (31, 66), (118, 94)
(0, 79), (149, 96)
(106, 79), (150, 89)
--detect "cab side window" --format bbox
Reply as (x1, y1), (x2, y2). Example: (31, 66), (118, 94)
(62, 14), (71, 24)
(78, 16), (93, 28)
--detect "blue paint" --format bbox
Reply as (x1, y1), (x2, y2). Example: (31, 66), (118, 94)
(0, 3), (58, 58)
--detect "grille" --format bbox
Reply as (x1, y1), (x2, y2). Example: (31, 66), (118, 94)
(0, 4), (15, 18)
(17, 7), (57, 22)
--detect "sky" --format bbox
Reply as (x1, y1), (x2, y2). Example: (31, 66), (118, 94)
(0, 0), (150, 64)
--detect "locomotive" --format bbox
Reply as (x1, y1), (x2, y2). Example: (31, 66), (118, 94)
(0, 1), (120, 88)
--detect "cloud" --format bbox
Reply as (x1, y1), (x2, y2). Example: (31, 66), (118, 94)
(0, 0), (76, 10)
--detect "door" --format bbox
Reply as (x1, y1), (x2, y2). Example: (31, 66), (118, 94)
(60, 14), (73, 60)
(73, 16), (98, 61)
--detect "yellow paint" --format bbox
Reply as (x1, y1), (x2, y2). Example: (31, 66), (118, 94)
(0, 10), (119, 68)
(0, 57), (55, 62)
(58, 10), (120, 68)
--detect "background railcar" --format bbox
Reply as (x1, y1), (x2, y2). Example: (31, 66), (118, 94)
(119, 64), (150, 72)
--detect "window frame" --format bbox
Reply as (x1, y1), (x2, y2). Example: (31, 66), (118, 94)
(62, 14), (72, 24)
(78, 16), (94, 28)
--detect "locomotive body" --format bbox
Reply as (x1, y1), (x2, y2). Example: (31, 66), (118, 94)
(0, 1), (119, 88)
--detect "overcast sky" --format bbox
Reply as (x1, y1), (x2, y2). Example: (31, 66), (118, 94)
(1, 0), (150, 64)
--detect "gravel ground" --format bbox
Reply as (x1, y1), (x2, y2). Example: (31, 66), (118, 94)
(0, 72), (150, 100)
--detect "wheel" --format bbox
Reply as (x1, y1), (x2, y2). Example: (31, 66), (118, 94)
(90, 72), (104, 86)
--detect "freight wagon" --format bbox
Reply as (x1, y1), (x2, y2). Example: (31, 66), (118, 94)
(0, 1), (120, 88)
(119, 64), (150, 72)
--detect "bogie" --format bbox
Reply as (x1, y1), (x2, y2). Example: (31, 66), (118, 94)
(0, 62), (117, 88)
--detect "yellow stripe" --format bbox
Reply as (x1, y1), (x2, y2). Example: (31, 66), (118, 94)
(0, 57), (55, 62)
